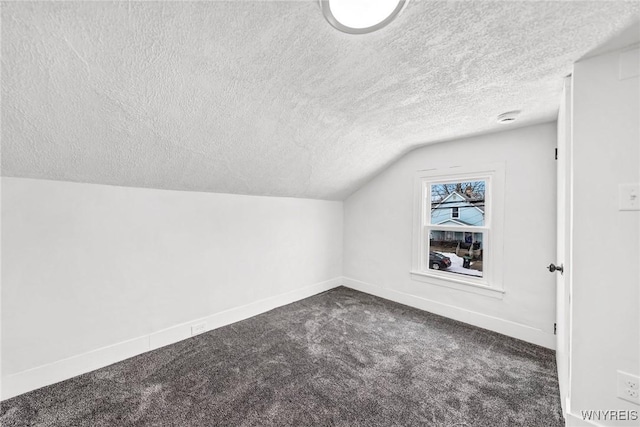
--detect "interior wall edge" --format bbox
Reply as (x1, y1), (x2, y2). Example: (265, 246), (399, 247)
(0, 176), (342, 203)
(341, 120), (558, 201)
(0, 277), (343, 401)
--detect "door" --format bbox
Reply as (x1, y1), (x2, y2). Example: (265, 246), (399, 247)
(555, 75), (572, 414)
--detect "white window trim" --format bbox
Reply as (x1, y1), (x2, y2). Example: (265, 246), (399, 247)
(410, 162), (506, 298)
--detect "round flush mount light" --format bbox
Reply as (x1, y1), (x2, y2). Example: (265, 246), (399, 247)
(320, 0), (409, 35)
(497, 110), (521, 124)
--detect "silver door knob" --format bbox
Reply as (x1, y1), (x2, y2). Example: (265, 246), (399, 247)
(548, 263), (564, 274)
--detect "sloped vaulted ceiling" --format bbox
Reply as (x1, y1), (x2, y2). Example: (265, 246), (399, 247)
(2, 1), (638, 200)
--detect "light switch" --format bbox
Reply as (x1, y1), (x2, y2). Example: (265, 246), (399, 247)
(619, 183), (640, 211)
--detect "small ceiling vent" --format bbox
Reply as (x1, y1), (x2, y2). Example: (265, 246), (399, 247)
(497, 111), (521, 124)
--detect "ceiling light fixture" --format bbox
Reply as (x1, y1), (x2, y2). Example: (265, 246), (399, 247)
(497, 111), (521, 124)
(320, 0), (409, 35)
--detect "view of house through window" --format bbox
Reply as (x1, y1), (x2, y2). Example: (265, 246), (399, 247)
(428, 180), (486, 278)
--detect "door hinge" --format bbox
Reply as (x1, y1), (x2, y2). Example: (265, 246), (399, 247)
(554, 323), (557, 335)
(555, 148), (558, 160)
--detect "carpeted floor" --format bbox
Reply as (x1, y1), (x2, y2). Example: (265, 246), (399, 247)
(0, 287), (564, 426)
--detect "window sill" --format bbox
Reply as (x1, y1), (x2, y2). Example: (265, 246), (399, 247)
(409, 270), (505, 299)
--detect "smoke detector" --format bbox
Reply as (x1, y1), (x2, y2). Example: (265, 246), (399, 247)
(497, 111), (521, 124)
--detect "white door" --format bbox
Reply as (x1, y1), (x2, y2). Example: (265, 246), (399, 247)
(554, 75), (572, 414)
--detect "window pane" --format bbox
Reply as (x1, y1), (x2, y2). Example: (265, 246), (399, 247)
(428, 229), (483, 277)
(430, 181), (485, 226)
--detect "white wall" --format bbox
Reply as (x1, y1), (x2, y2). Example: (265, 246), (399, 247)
(1, 178), (343, 395)
(343, 122), (558, 348)
(569, 44), (639, 423)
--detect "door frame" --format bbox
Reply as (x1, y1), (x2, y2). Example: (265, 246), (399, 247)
(556, 75), (573, 415)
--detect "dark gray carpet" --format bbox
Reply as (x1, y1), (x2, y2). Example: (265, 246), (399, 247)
(0, 287), (564, 426)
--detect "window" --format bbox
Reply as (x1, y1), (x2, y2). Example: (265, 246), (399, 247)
(411, 163), (505, 297)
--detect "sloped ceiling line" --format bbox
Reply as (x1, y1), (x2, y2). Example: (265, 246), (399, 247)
(2, 1), (638, 199)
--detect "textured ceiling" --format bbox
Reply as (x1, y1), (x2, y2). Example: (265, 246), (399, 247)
(2, 1), (639, 200)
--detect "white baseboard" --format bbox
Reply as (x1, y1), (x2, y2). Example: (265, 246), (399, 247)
(565, 412), (603, 427)
(2, 276), (556, 401)
(1, 335), (150, 403)
(149, 277), (342, 350)
(563, 410), (638, 427)
(1, 277), (342, 401)
(342, 277), (556, 350)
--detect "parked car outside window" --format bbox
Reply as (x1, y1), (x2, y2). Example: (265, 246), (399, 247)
(429, 251), (451, 270)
